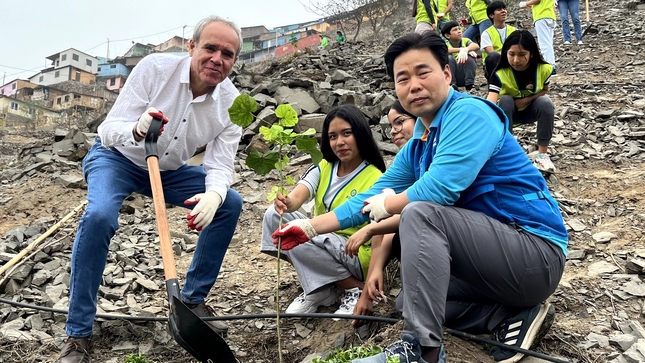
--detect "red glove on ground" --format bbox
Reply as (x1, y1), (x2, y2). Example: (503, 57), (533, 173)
(272, 219), (318, 250)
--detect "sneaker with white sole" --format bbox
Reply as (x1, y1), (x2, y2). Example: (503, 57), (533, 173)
(490, 302), (556, 363)
(533, 153), (556, 173)
(577, 40), (584, 45)
(285, 286), (337, 314)
(350, 334), (446, 363)
(563, 40), (571, 45)
(333, 287), (362, 320)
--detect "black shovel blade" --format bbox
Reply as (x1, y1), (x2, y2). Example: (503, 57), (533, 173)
(169, 295), (237, 363)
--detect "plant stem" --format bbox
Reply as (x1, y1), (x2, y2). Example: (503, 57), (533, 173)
(275, 147), (286, 363)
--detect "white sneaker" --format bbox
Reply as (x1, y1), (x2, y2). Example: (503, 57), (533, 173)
(577, 40), (584, 45)
(563, 40), (571, 45)
(285, 286), (337, 314)
(533, 153), (556, 173)
(332, 287), (362, 320)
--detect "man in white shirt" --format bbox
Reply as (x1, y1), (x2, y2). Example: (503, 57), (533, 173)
(59, 16), (243, 363)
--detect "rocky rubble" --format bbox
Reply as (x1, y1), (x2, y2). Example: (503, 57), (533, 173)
(1, 1), (645, 362)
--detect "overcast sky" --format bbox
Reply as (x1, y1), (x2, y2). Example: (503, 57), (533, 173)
(0, 0), (319, 83)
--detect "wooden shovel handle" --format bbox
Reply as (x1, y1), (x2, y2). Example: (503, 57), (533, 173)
(585, 0), (590, 22)
(144, 116), (177, 281)
(146, 155), (178, 281)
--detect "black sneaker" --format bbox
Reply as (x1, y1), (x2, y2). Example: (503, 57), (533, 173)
(451, 84), (459, 91)
(185, 302), (228, 336)
(351, 334), (446, 363)
(490, 303), (555, 363)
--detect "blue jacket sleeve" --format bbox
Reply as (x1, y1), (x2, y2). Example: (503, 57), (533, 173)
(333, 147), (418, 230)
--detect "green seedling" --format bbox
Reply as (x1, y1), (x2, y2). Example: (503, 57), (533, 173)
(124, 353), (159, 363)
(312, 346), (397, 363)
(229, 94), (322, 362)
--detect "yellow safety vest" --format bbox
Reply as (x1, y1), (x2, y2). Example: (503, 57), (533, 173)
(314, 159), (383, 278)
(482, 25), (516, 62)
(445, 38), (471, 58)
(532, 0), (556, 21)
(495, 63), (554, 111)
(437, 0), (450, 20)
(466, 0), (488, 24)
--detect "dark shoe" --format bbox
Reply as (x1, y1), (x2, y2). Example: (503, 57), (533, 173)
(186, 302), (228, 336)
(466, 84), (475, 91)
(451, 84), (459, 91)
(59, 336), (91, 363)
(490, 302), (555, 363)
(350, 334), (446, 363)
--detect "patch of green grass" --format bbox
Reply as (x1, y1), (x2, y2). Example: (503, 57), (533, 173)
(124, 353), (159, 363)
(312, 346), (400, 363)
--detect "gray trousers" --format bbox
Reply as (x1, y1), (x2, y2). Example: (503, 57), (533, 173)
(448, 56), (477, 87)
(499, 95), (555, 147)
(260, 205), (363, 295)
(396, 202), (565, 348)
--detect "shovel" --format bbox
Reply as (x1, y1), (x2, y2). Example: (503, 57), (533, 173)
(144, 117), (236, 363)
(581, 0), (597, 37)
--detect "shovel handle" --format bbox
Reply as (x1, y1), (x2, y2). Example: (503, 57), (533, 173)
(585, 0), (589, 22)
(145, 117), (178, 281)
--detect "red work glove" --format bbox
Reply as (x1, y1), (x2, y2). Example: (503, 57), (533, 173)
(272, 219), (318, 250)
(135, 107), (169, 138)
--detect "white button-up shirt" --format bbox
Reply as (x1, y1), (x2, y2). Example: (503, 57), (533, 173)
(98, 54), (242, 201)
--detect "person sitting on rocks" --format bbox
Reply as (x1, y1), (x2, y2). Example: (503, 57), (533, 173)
(346, 100), (415, 325)
(273, 31), (567, 363)
(260, 104), (386, 318)
(463, 0), (494, 43)
(58, 15), (244, 363)
(320, 34), (329, 49)
(481, 1), (516, 80)
(487, 30), (557, 173)
(336, 30), (346, 43)
(442, 21), (480, 92)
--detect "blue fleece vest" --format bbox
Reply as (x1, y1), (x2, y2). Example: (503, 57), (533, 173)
(420, 92), (569, 254)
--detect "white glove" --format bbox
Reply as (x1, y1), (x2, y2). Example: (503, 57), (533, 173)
(185, 191), (222, 231)
(362, 188), (395, 222)
(519, 1), (528, 8)
(457, 48), (469, 64)
(469, 51), (478, 58)
(135, 107), (168, 138)
(272, 219), (319, 250)
(437, 12), (445, 18)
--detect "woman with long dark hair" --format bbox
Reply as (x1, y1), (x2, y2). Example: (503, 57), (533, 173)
(487, 30), (556, 173)
(260, 104), (385, 318)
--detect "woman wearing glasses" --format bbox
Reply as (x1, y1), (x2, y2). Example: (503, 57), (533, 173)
(345, 100), (416, 326)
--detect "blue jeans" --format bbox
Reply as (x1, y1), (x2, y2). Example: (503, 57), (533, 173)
(462, 19), (492, 42)
(558, 0), (583, 42)
(66, 139), (243, 337)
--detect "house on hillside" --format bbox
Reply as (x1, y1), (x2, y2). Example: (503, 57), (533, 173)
(97, 59), (130, 93)
(28, 48), (99, 86)
(0, 95), (61, 128)
(52, 91), (104, 111)
(155, 36), (189, 52)
(241, 25), (269, 52)
(0, 79), (37, 98)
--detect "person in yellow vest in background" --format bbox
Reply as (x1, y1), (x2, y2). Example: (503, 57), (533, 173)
(320, 34), (329, 49)
(413, 0), (438, 34)
(435, 0), (454, 35)
(260, 104), (387, 319)
(463, 0), (493, 42)
(519, 0), (556, 70)
(481, 2), (516, 80)
(487, 30), (557, 173)
(442, 21), (480, 91)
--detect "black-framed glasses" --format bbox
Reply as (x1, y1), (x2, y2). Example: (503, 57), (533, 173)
(391, 116), (413, 133)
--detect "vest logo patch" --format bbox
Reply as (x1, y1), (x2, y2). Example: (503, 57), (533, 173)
(348, 189), (357, 198)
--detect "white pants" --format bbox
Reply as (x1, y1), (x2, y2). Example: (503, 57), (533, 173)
(535, 18), (556, 66)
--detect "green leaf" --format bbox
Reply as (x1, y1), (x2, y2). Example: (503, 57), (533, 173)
(245, 150), (279, 175)
(297, 127), (316, 136)
(296, 138), (323, 166)
(276, 104), (299, 127)
(285, 175), (296, 185)
(259, 124), (286, 143)
(276, 155), (290, 170)
(228, 94), (257, 128)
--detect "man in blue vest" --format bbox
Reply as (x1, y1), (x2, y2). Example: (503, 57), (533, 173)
(273, 31), (568, 363)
